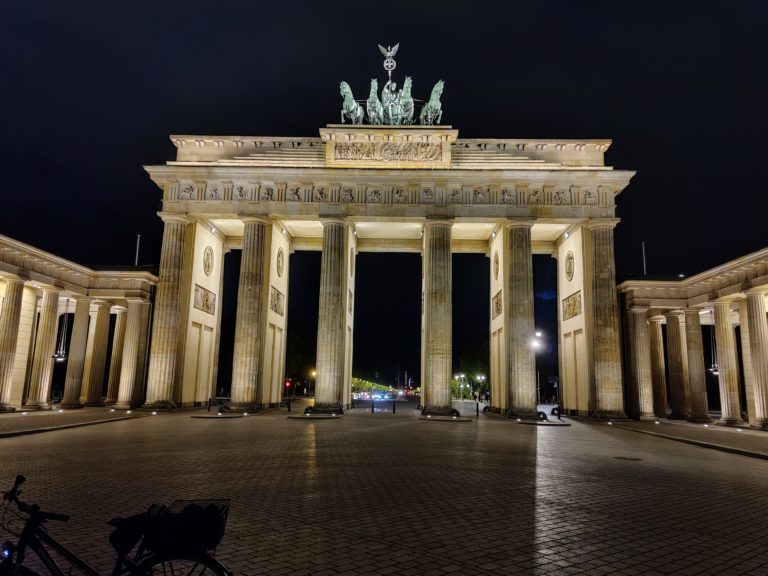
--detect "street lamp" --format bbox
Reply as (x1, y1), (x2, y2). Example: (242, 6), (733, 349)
(532, 331), (543, 404)
(310, 369), (316, 397)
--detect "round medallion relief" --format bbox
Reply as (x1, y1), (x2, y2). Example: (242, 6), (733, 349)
(349, 247), (355, 277)
(493, 251), (499, 280)
(276, 247), (285, 278)
(565, 251), (575, 282)
(203, 246), (214, 276)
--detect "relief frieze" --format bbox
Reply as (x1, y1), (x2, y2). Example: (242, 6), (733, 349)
(562, 291), (582, 321)
(193, 284), (216, 315)
(269, 286), (285, 316)
(334, 142), (442, 163)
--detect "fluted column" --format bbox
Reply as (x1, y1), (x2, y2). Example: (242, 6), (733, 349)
(0, 278), (25, 411)
(685, 309), (713, 423)
(745, 289), (768, 428)
(649, 317), (669, 417)
(61, 296), (92, 409)
(505, 221), (537, 420)
(665, 311), (689, 419)
(115, 299), (145, 409)
(81, 302), (111, 406)
(628, 308), (655, 420)
(231, 217), (268, 408)
(105, 308), (127, 405)
(421, 219), (453, 416)
(586, 221), (626, 419)
(713, 301), (744, 425)
(737, 299), (758, 427)
(25, 289), (60, 409)
(312, 218), (347, 414)
(144, 215), (189, 407)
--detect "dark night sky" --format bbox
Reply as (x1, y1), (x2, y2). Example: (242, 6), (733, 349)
(2, 2), (767, 387)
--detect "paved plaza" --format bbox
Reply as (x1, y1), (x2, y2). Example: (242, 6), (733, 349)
(1, 405), (768, 576)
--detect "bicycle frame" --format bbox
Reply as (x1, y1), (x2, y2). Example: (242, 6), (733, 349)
(12, 519), (102, 576)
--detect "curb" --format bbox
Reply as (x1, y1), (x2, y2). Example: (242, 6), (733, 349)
(611, 424), (768, 461)
(0, 416), (138, 439)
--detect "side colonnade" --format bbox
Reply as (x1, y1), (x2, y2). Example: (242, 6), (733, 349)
(0, 235), (156, 411)
(619, 248), (768, 428)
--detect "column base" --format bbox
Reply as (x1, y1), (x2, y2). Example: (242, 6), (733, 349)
(58, 402), (83, 410)
(688, 415), (715, 424)
(228, 403), (259, 413)
(421, 406), (460, 417)
(304, 402), (343, 415)
(717, 417), (747, 427)
(22, 403), (51, 411)
(506, 408), (541, 421)
(637, 414), (658, 422)
(592, 409), (628, 421)
(141, 401), (177, 411)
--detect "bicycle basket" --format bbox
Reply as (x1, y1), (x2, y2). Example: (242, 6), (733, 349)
(143, 499), (230, 553)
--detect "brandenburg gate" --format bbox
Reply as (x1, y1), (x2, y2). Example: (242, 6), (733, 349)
(141, 122), (635, 418)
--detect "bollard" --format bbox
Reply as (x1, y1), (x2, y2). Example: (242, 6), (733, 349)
(371, 400), (375, 414)
(393, 401), (396, 414)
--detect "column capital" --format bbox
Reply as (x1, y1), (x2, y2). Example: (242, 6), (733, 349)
(424, 218), (453, 229)
(583, 218), (621, 231)
(744, 286), (768, 297)
(319, 217), (348, 226)
(664, 309), (685, 320)
(504, 219), (535, 230)
(157, 212), (190, 224)
(240, 215), (270, 225)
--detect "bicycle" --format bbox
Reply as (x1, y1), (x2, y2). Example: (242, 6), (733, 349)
(1, 475), (232, 576)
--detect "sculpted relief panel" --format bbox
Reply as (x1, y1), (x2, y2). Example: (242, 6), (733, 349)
(334, 142), (442, 163)
(169, 179), (613, 207)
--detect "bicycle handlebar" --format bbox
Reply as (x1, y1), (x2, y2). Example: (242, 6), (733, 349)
(3, 474), (69, 523)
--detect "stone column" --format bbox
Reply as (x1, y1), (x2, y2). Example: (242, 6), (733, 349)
(665, 310), (689, 419)
(0, 278), (25, 411)
(105, 308), (127, 405)
(421, 220), (453, 416)
(586, 221), (626, 419)
(712, 301), (744, 425)
(144, 215), (188, 407)
(745, 289), (768, 428)
(737, 299), (758, 427)
(60, 296), (92, 409)
(649, 317), (669, 417)
(25, 289), (60, 409)
(628, 308), (655, 420)
(505, 221), (538, 420)
(684, 309), (713, 423)
(230, 217), (268, 409)
(80, 302), (111, 406)
(311, 218), (347, 414)
(115, 299), (145, 409)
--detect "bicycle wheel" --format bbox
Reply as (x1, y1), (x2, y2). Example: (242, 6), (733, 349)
(135, 552), (230, 576)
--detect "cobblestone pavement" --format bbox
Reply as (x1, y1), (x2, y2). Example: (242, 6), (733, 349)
(1, 404), (768, 575)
